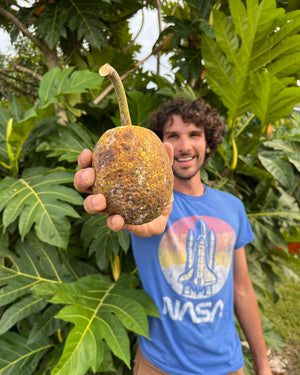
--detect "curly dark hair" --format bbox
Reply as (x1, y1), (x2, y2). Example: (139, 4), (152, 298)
(149, 98), (225, 162)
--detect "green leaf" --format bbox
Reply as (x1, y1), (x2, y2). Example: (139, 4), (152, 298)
(263, 139), (296, 154)
(237, 164), (272, 181)
(0, 99), (42, 174)
(38, 68), (102, 107)
(66, 1), (108, 49)
(0, 110), (9, 143)
(111, 92), (160, 127)
(212, 9), (239, 67)
(0, 332), (53, 375)
(0, 295), (47, 335)
(33, 0), (115, 50)
(27, 304), (65, 344)
(203, 0), (300, 126)
(116, 230), (131, 253)
(250, 72), (300, 126)
(288, 153), (300, 171)
(37, 122), (97, 163)
(0, 233), (79, 307)
(51, 307), (106, 374)
(35, 3), (67, 48)
(258, 154), (294, 190)
(171, 48), (203, 81)
(277, 189), (300, 221)
(252, 35), (300, 74)
(202, 35), (240, 115)
(60, 69), (103, 95)
(33, 274), (158, 375)
(81, 214), (121, 270)
(248, 188), (300, 222)
(268, 52), (300, 77)
(0, 168), (83, 248)
(250, 217), (288, 253)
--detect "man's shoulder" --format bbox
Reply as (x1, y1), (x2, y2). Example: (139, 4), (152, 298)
(172, 186), (245, 210)
(206, 185), (241, 198)
(206, 185), (244, 207)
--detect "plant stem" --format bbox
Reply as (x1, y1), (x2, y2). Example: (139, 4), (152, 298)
(216, 176), (230, 190)
(235, 113), (255, 139)
(230, 138), (238, 170)
(99, 64), (132, 127)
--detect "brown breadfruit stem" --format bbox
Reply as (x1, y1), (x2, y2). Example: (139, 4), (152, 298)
(99, 63), (132, 127)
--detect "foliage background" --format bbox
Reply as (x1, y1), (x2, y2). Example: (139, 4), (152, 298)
(0, 0), (299, 374)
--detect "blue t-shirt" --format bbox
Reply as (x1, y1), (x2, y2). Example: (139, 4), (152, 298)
(130, 185), (254, 375)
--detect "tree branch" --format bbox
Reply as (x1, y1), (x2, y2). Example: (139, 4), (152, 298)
(14, 65), (42, 80)
(93, 1), (179, 105)
(0, 69), (39, 87)
(151, 0), (179, 56)
(94, 51), (156, 105)
(0, 6), (49, 55)
(63, 39), (83, 65)
(0, 74), (38, 98)
(0, 54), (43, 80)
(156, 0), (162, 75)
(123, 8), (145, 53)
(115, 0), (155, 23)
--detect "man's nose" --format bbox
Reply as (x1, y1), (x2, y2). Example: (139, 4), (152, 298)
(178, 137), (191, 152)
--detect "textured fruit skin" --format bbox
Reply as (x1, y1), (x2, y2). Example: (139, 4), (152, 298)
(92, 125), (174, 225)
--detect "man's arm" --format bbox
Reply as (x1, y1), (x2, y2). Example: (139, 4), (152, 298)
(74, 148), (173, 237)
(233, 247), (273, 375)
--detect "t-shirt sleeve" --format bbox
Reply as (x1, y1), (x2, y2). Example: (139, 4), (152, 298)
(235, 200), (254, 249)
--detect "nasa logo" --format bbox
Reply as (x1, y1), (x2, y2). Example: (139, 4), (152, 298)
(158, 216), (236, 299)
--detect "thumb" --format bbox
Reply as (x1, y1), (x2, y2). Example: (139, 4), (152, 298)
(163, 142), (174, 165)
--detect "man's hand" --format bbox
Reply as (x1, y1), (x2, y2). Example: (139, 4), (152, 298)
(74, 145), (173, 237)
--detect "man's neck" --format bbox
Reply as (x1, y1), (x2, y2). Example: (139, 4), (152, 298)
(173, 175), (205, 197)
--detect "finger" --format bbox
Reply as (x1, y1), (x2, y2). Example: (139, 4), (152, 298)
(107, 214), (125, 232)
(163, 142), (174, 165)
(74, 168), (95, 193)
(78, 149), (93, 169)
(83, 193), (107, 214)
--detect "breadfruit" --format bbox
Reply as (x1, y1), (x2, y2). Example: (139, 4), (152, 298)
(92, 64), (174, 225)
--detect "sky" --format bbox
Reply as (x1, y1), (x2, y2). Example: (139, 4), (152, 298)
(129, 7), (173, 78)
(0, 30), (12, 55)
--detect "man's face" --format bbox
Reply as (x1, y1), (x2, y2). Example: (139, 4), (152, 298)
(163, 115), (207, 181)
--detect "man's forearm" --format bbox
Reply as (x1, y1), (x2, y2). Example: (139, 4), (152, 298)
(234, 280), (272, 375)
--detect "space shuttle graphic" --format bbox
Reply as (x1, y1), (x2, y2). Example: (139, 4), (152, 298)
(178, 218), (217, 296)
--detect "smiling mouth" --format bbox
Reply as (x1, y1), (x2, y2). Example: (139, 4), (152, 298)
(176, 156), (194, 162)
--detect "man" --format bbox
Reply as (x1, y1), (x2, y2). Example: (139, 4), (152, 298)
(74, 98), (272, 375)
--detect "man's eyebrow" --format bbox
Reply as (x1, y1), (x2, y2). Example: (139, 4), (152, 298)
(164, 130), (178, 135)
(191, 128), (204, 133)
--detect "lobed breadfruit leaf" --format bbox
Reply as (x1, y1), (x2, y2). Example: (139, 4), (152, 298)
(37, 122), (97, 163)
(0, 331), (53, 375)
(202, 0), (300, 126)
(81, 214), (131, 270)
(27, 304), (66, 345)
(0, 295), (47, 336)
(0, 232), (79, 309)
(0, 232), (92, 340)
(0, 167), (83, 249)
(34, 0), (111, 49)
(38, 67), (103, 107)
(32, 273), (159, 375)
